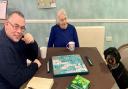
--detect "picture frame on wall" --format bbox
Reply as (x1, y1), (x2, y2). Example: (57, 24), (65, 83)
(0, 0), (7, 19)
(37, 0), (56, 8)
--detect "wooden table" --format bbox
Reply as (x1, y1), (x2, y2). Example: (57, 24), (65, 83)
(35, 47), (115, 89)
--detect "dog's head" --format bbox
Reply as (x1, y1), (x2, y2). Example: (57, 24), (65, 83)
(104, 47), (121, 65)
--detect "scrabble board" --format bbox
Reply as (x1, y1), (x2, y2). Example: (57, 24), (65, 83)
(51, 54), (89, 77)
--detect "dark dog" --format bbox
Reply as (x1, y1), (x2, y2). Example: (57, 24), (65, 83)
(104, 47), (128, 89)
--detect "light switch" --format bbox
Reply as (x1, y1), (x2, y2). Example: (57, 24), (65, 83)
(106, 36), (112, 42)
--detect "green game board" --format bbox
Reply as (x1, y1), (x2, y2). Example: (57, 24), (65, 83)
(51, 54), (89, 77)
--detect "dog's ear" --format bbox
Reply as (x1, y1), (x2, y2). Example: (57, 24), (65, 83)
(114, 49), (121, 63)
(104, 48), (108, 59)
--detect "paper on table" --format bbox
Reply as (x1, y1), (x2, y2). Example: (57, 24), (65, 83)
(25, 77), (54, 89)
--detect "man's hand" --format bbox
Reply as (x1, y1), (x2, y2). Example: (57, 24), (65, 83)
(33, 59), (41, 68)
(22, 33), (34, 44)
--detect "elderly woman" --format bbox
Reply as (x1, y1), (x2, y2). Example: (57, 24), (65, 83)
(48, 9), (79, 47)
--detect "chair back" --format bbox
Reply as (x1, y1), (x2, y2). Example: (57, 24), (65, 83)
(76, 26), (105, 58)
(118, 44), (128, 70)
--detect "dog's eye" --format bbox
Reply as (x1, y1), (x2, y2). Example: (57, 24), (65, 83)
(106, 55), (114, 59)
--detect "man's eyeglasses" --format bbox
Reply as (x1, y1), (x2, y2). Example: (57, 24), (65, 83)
(8, 21), (26, 32)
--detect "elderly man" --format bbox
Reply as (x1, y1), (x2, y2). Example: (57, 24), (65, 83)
(0, 11), (41, 89)
(48, 9), (79, 47)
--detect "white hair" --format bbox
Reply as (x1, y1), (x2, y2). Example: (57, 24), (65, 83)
(56, 9), (68, 24)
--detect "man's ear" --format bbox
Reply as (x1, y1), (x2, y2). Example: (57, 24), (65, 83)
(4, 20), (9, 32)
(4, 20), (8, 26)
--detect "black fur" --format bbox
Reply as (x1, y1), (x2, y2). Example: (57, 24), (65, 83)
(104, 47), (121, 64)
(104, 47), (128, 89)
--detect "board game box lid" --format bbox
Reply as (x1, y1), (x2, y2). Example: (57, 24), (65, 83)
(51, 54), (89, 77)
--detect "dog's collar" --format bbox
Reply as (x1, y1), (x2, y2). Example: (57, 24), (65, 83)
(109, 63), (119, 70)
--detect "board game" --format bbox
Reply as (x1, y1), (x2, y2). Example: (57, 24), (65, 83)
(51, 54), (89, 77)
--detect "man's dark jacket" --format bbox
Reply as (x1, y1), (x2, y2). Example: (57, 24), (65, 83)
(0, 29), (38, 89)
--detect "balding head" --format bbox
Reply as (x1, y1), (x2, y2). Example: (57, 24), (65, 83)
(7, 11), (24, 20)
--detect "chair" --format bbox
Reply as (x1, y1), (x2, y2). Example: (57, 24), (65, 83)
(76, 26), (105, 59)
(118, 44), (128, 70)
